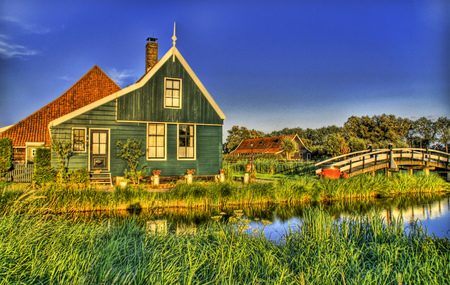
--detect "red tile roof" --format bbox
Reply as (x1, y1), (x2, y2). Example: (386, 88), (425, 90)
(231, 135), (296, 155)
(0, 66), (121, 147)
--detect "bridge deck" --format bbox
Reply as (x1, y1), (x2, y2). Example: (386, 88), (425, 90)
(316, 148), (450, 178)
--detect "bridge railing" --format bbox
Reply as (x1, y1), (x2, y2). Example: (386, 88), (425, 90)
(316, 148), (450, 176)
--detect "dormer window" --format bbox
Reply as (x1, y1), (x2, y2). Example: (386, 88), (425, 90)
(164, 78), (182, 109)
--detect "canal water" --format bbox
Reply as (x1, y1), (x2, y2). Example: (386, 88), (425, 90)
(72, 193), (450, 240)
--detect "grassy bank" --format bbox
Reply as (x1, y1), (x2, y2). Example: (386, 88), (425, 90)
(0, 206), (448, 284)
(1, 172), (448, 213)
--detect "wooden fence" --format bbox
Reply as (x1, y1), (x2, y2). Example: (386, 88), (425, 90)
(5, 164), (35, 183)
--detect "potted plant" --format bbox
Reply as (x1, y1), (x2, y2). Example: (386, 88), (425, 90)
(152, 170), (161, 186)
(186, 169), (195, 184)
(219, 169), (226, 182)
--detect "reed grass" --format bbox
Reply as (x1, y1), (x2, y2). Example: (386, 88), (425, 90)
(1, 206), (448, 284)
(1, 172), (448, 214)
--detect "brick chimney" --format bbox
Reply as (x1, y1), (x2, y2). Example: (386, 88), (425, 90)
(146, 37), (158, 73)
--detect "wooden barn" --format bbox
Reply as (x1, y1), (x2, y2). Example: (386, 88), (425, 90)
(231, 135), (312, 161)
(48, 34), (225, 177)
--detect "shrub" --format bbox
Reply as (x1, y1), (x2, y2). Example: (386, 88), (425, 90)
(0, 137), (12, 177)
(70, 169), (90, 185)
(34, 147), (51, 169)
(33, 167), (57, 184)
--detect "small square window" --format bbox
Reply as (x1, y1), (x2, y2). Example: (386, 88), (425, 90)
(73, 128), (86, 151)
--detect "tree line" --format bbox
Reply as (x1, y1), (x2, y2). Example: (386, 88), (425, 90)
(226, 114), (450, 158)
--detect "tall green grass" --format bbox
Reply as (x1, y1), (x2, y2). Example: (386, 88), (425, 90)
(1, 172), (448, 213)
(1, 206), (449, 284)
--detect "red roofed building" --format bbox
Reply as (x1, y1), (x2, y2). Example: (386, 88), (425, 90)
(231, 135), (312, 161)
(0, 66), (121, 164)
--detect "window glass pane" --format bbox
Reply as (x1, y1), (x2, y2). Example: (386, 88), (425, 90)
(157, 124), (164, 135)
(100, 133), (107, 144)
(99, 144), (106, 154)
(188, 137), (194, 147)
(166, 80), (172, 88)
(148, 147), (156, 158)
(189, 125), (194, 134)
(173, 99), (179, 107)
(187, 147), (194, 157)
(92, 144), (99, 154)
(179, 147), (185, 157)
(149, 137), (156, 147)
(92, 133), (99, 144)
(157, 137), (164, 146)
(149, 124), (156, 135)
(173, 90), (179, 98)
(157, 147), (164, 157)
(166, 98), (172, 107)
(173, 80), (180, 89)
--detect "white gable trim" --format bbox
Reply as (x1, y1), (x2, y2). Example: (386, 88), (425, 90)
(49, 46), (225, 128)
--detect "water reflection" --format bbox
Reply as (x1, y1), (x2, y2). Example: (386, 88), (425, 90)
(66, 193), (450, 239)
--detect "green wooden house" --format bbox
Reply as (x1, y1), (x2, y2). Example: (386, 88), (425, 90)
(48, 36), (225, 179)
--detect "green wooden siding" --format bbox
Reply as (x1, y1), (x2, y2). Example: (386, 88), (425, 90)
(116, 57), (223, 125)
(52, 101), (223, 176)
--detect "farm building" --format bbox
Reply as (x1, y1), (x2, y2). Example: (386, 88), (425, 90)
(231, 135), (312, 161)
(2, 32), (225, 180)
(0, 66), (121, 165)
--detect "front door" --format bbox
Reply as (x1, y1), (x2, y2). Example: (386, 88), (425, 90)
(90, 130), (109, 171)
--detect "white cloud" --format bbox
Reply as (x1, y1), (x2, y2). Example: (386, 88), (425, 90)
(1, 16), (51, 35)
(0, 35), (39, 58)
(108, 68), (135, 86)
(58, 76), (74, 81)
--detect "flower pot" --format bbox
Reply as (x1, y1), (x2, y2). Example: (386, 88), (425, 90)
(219, 173), (226, 182)
(153, 175), (160, 186)
(243, 173), (249, 184)
(187, 174), (193, 184)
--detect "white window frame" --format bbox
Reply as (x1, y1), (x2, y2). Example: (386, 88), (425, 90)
(164, 77), (182, 109)
(147, 122), (167, 161)
(72, 127), (87, 152)
(177, 124), (196, 160)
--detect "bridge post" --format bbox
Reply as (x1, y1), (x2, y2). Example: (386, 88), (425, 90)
(385, 168), (391, 177)
(423, 167), (430, 176)
(407, 168), (414, 176)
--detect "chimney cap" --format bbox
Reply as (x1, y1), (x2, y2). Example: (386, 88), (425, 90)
(147, 37), (158, 42)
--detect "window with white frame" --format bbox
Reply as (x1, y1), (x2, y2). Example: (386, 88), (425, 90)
(164, 78), (181, 108)
(73, 128), (86, 151)
(148, 123), (165, 159)
(178, 124), (195, 159)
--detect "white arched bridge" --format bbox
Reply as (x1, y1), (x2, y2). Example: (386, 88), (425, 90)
(316, 147), (450, 181)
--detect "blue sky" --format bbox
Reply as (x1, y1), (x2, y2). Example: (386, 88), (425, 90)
(1, 0), (449, 137)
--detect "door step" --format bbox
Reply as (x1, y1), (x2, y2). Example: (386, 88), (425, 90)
(90, 171), (113, 187)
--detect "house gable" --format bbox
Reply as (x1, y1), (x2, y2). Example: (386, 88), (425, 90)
(117, 49), (224, 124)
(50, 47), (225, 128)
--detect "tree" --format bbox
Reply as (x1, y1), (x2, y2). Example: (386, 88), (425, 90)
(280, 137), (298, 160)
(412, 117), (438, 148)
(51, 139), (73, 183)
(344, 114), (410, 144)
(116, 138), (147, 185)
(226, 125), (263, 152)
(435, 116), (450, 152)
(324, 134), (349, 157)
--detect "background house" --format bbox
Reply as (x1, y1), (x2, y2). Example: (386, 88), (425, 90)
(48, 36), (225, 177)
(0, 67), (121, 165)
(231, 135), (312, 161)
